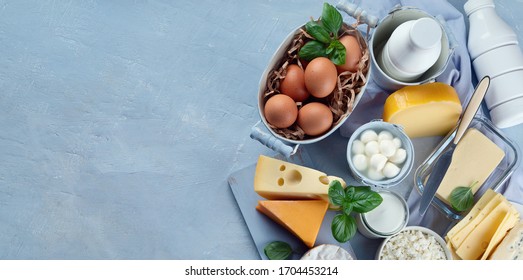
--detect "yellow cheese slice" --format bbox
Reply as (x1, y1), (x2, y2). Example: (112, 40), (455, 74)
(481, 206), (519, 260)
(446, 189), (498, 243)
(435, 128), (505, 205)
(256, 200), (328, 248)
(455, 201), (511, 260)
(382, 82), (462, 138)
(254, 155), (346, 206)
(448, 192), (504, 248)
(489, 221), (523, 260)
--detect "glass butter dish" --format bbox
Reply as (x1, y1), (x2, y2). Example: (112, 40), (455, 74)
(414, 116), (520, 220)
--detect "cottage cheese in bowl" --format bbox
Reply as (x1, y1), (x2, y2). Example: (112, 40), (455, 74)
(376, 226), (452, 260)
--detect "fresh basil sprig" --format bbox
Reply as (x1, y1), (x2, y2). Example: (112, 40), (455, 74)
(450, 181), (478, 212)
(328, 180), (383, 242)
(298, 3), (346, 65)
(264, 241), (293, 260)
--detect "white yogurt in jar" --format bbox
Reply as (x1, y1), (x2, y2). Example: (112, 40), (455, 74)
(360, 191), (408, 237)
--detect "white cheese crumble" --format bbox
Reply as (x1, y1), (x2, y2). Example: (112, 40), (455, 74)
(379, 229), (447, 260)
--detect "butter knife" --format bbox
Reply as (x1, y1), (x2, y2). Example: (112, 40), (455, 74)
(418, 76), (490, 216)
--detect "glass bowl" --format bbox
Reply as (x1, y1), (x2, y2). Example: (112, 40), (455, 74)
(414, 116), (520, 220)
(347, 120), (415, 188)
(376, 226), (452, 260)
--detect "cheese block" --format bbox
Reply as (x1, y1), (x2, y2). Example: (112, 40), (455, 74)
(435, 128), (505, 205)
(256, 200), (329, 248)
(445, 189), (498, 243)
(489, 221), (523, 260)
(254, 155), (346, 206)
(455, 202), (512, 260)
(382, 82), (462, 138)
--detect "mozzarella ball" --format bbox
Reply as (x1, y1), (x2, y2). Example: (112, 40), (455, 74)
(378, 130), (393, 142)
(367, 167), (385, 181)
(360, 130), (378, 144)
(352, 140), (365, 155)
(383, 162), (401, 178)
(352, 154), (368, 172)
(389, 148), (407, 164)
(364, 141), (380, 157)
(369, 153), (388, 172)
(392, 137), (402, 149)
(379, 139), (397, 157)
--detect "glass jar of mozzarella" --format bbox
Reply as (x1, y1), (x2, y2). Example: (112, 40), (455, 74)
(346, 120), (414, 188)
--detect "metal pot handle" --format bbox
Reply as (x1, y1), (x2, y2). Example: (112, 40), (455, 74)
(250, 121), (298, 158)
(336, 0), (379, 28)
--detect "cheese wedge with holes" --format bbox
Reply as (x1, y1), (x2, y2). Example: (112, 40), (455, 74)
(254, 155), (346, 206)
(256, 200), (328, 248)
(489, 221), (523, 260)
(383, 82), (462, 138)
(435, 128), (505, 205)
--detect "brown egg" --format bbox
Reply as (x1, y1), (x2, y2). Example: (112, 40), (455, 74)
(297, 102), (333, 136)
(336, 35), (362, 73)
(304, 57), (338, 98)
(280, 64), (310, 102)
(264, 94), (298, 128)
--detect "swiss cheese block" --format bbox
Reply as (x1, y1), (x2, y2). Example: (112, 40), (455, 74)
(489, 221), (523, 260)
(256, 200), (328, 248)
(254, 155), (346, 206)
(435, 128), (505, 205)
(382, 82), (462, 138)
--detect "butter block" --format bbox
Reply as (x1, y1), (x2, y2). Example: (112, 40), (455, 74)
(254, 155), (346, 206)
(383, 82), (462, 138)
(256, 200), (329, 248)
(435, 128), (505, 205)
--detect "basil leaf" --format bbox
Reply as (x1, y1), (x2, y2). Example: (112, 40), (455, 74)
(342, 201), (353, 216)
(321, 3), (343, 37)
(352, 186), (372, 192)
(351, 189), (383, 213)
(305, 21), (331, 44)
(327, 40), (346, 65)
(298, 40), (327, 61)
(344, 185), (355, 201)
(328, 180), (345, 206)
(450, 186), (474, 212)
(264, 241), (293, 260)
(331, 213), (357, 243)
